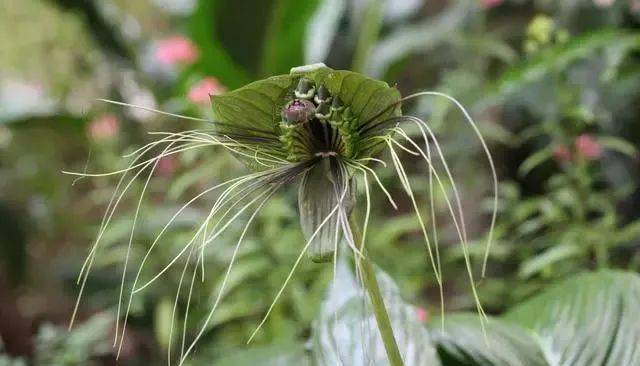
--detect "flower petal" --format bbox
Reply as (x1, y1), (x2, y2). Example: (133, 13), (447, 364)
(298, 158), (353, 262)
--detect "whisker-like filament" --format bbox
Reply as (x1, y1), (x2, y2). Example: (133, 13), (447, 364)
(357, 157), (387, 167)
(131, 162), (310, 297)
(389, 125), (488, 322)
(360, 172), (372, 255)
(116, 167), (283, 352)
(369, 91), (498, 277)
(168, 239), (198, 365)
(72, 133), (226, 337)
(97, 98), (215, 124)
(330, 215), (344, 366)
(70, 68), (499, 366)
(179, 186), (279, 364)
(424, 132), (445, 329)
(180, 240), (200, 361)
(132, 178), (271, 294)
(332, 162), (365, 260)
(345, 160), (398, 210)
(384, 140), (441, 285)
(118, 178), (277, 357)
(64, 141), (212, 178)
(116, 137), (189, 346)
(370, 118), (470, 258)
(247, 178), (350, 344)
(71, 151), (167, 331)
(96, 99), (280, 140)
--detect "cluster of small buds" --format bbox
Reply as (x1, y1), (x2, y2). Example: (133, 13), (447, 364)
(524, 15), (569, 54)
(279, 78), (360, 161)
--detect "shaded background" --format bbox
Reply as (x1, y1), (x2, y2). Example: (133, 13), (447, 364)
(1, 0), (640, 364)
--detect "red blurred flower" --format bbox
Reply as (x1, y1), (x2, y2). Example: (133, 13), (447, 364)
(155, 36), (199, 66)
(87, 114), (120, 141)
(187, 77), (227, 105)
(416, 307), (429, 324)
(552, 144), (572, 164)
(576, 134), (603, 160)
(479, 0), (502, 9)
(155, 155), (179, 178)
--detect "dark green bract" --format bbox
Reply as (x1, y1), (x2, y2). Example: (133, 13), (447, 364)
(210, 64), (402, 171)
(209, 64), (402, 262)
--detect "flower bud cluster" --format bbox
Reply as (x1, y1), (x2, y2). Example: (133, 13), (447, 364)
(279, 78), (359, 161)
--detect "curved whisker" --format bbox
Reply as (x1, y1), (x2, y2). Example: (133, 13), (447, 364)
(367, 91), (498, 277)
(385, 139), (441, 285)
(390, 126), (488, 322)
(179, 186), (279, 364)
(246, 177), (350, 344)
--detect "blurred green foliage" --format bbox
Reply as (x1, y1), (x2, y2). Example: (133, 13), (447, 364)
(1, 0), (639, 364)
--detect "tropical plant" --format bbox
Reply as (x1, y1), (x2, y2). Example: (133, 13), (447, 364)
(2, 1), (640, 365)
(67, 63), (500, 365)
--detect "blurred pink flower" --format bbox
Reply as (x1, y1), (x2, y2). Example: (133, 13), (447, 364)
(552, 144), (572, 164)
(87, 114), (120, 141)
(576, 134), (603, 160)
(479, 0), (502, 9)
(631, 0), (640, 12)
(155, 155), (179, 178)
(188, 77), (227, 105)
(155, 36), (199, 66)
(593, 0), (615, 8)
(416, 307), (429, 324)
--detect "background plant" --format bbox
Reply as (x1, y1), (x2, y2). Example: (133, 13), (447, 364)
(1, 0), (639, 364)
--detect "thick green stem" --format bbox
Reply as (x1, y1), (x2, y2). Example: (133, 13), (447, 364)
(350, 217), (405, 366)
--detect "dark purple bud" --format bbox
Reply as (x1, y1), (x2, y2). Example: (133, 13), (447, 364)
(315, 101), (331, 120)
(331, 96), (344, 111)
(314, 85), (331, 104)
(282, 99), (316, 123)
(295, 78), (316, 99)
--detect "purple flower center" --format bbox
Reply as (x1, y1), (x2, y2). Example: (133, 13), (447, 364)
(282, 99), (315, 123)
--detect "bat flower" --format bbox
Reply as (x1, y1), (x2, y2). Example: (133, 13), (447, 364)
(67, 64), (497, 364)
(211, 64), (409, 263)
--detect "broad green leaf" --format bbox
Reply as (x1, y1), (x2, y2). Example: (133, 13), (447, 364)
(430, 313), (547, 366)
(505, 270), (640, 366)
(312, 261), (441, 365)
(211, 74), (295, 134)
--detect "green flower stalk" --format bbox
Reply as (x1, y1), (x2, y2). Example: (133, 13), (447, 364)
(66, 63), (498, 365)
